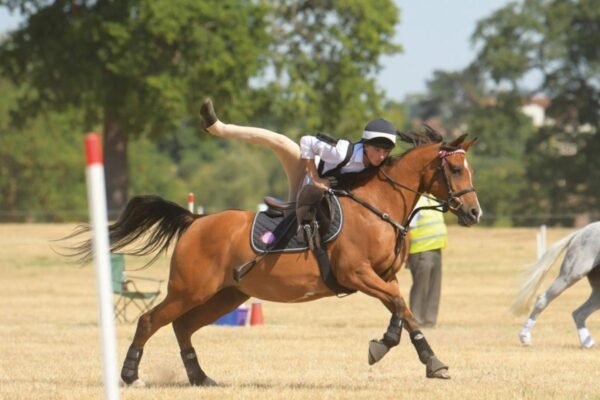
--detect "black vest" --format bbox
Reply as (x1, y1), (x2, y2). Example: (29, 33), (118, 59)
(315, 133), (355, 179)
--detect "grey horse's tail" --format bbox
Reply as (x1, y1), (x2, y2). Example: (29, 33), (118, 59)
(511, 228), (582, 315)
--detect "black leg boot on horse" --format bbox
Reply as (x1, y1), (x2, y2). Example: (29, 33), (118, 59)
(180, 347), (217, 386)
(409, 330), (450, 379)
(368, 315), (449, 379)
(121, 345), (144, 386)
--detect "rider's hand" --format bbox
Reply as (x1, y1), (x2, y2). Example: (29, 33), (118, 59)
(312, 177), (331, 190)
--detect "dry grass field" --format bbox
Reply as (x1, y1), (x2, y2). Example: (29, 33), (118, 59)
(1, 223), (599, 400)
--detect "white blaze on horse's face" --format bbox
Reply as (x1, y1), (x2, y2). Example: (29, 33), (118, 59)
(462, 158), (482, 220)
(441, 150), (482, 226)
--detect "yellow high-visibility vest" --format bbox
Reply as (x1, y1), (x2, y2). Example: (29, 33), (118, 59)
(409, 195), (448, 254)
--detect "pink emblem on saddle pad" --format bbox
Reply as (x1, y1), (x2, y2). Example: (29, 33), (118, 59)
(261, 231), (276, 245)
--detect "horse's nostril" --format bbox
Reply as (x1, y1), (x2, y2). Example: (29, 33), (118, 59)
(470, 208), (479, 219)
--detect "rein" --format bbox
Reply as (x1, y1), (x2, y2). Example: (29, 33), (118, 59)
(332, 147), (477, 255)
(380, 148), (476, 223)
(331, 188), (407, 262)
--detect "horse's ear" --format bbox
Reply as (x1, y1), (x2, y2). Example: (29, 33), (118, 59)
(462, 137), (478, 151)
(447, 133), (467, 148)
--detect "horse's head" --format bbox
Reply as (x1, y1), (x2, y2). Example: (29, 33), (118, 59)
(422, 134), (482, 226)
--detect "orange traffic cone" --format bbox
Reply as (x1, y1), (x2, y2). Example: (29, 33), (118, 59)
(250, 302), (264, 326)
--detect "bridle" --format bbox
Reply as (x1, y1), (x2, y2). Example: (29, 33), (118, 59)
(329, 145), (476, 275)
(377, 147), (476, 214)
(436, 148), (477, 212)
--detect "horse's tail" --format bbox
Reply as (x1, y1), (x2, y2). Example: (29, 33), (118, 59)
(511, 228), (581, 315)
(62, 195), (201, 264)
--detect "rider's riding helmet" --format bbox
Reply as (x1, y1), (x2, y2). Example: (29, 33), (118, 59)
(361, 118), (397, 150)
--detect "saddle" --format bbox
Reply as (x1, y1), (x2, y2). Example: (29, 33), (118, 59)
(245, 190), (355, 295)
(251, 192), (343, 253)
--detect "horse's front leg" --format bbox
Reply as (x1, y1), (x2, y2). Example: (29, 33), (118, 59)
(402, 310), (450, 379)
(341, 271), (449, 379)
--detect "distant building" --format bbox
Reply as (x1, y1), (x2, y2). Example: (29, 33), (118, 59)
(520, 96), (550, 127)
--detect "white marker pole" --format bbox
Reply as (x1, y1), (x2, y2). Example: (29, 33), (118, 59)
(540, 224), (547, 254)
(85, 134), (120, 400)
(188, 192), (195, 213)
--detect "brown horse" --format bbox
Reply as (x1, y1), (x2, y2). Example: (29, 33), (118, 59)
(65, 130), (480, 386)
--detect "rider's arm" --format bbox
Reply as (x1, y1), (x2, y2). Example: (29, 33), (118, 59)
(302, 158), (331, 190)
(299, 135), (350, 164)
(299, 135), (347, 190)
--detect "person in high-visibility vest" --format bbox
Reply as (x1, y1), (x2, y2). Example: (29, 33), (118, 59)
(408, 195), (448, 328)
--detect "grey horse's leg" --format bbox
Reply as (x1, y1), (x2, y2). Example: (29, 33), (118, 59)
(519, 245), (597, 346)
(519, 275), (575, 346)
(572, 266), (600, 348)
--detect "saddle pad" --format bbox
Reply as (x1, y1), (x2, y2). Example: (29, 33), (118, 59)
(251, 195), (343, 253)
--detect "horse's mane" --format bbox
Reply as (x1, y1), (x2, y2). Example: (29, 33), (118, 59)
(396, 124), (444, 148)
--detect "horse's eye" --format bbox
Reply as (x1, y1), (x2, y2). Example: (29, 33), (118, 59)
(451, 166), (461, 175)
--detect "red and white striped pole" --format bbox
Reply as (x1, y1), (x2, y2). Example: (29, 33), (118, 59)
(85, 133), (120, 400)
(188, 192), (195, 213)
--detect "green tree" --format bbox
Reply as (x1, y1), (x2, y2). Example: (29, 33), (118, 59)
(0, 0), (271, 217)
(0, 79), (88, 221)
(254, 0), (401, 139)
(472, 0), (600, 223)
(0, 0), (403, 216)
(406, 65), (535, 226)
(466, 94), (536, 226)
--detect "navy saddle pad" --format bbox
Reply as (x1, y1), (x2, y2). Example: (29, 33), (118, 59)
(250, 195), (344, 253)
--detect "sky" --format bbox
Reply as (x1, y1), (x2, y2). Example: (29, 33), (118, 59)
(0, 1), (510, 101)
(379, 0), (510, 100)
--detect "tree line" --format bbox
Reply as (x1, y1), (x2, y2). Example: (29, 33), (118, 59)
(1, 0), (599, 226)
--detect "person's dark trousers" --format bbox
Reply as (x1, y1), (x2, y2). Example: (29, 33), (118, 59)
(408, 249), (442, 327)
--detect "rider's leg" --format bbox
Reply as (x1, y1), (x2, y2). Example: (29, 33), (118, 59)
(201, 100), (304, 201)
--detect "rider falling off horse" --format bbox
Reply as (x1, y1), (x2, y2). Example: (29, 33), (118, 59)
(200, 98), (398, 240)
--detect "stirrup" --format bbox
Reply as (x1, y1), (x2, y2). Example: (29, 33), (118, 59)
(300, 221), (320, 250)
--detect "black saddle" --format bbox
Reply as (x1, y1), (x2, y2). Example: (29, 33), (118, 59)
(251, 194), (343, 253)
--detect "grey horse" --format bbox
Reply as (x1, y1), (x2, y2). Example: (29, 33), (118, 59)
(512, 221), (600, 348)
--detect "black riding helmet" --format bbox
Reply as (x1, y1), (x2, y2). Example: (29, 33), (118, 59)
(360, 118), (397, 150)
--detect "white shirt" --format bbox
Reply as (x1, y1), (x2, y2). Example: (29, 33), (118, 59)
(299, 136), (366, 175)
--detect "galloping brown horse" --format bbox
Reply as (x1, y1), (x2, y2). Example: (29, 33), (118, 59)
(66, 130), (481, 386)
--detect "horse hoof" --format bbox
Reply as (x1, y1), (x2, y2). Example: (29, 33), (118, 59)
(368, 339), (390, 365)
(426, 356), (450, 379)
(519, 330), (532, 346)
(121, 378), (146, 388)
(428, 368), (451, 379)
(581, 336), (595, 349)
(200, 376), (218, 387)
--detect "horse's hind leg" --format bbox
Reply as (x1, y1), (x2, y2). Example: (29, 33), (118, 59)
(519, 274), (577, 346)
(572, 266), (600, 348)
(172, 287), (249, 386)
(121, 294), (195, 385)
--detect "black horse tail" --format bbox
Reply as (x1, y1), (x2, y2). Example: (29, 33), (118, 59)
(61, 195), (201, 265)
